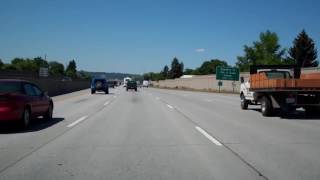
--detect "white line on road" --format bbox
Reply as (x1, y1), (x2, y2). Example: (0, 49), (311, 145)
(166, 104), (174, 109)
(104, 101), (110, 106)
(204, 99), (212, 102)
(67, 116), (88, 128)
(195, 126), (222, 146)
(155, 97), (160, 100)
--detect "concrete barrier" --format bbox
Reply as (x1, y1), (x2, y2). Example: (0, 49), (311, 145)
(0, 71), (90, 96)
(152, 73), (249, 93)
(152, 67), (320, 93)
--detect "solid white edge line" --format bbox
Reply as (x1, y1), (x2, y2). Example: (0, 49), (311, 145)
(195, 126), (222, 146)
(67, 116), (88, 128)
(104, 101), (110, 106)
(167, 104), (174, 109)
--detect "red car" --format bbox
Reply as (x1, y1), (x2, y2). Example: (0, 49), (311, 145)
(0, 79), (53, 128)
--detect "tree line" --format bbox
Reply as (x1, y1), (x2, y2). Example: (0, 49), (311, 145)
(236, 30), (318, 71)
(0, 57), (89, 79)
(145, 29), (318, 81)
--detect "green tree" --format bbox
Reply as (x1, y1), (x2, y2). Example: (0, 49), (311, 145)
(143, 72), (164, 81)
(236, 30), (286, 71)
(0, 59), (3, 69)
(160, 65), (169, 79)
(11, 58), (38, 71)
(289, 30), (318, 67)
(49, 61), (65, 75)
(2, 64), (18, 70)
(195, 59), (228, 75)
(184, 68), (194, 75)
(168, 57), (183, 79)
(33, 57), (49, 68)
(66, 60), (77, 78)
(78, 70), (91, 80)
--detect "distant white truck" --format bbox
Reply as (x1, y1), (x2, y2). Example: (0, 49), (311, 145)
(123, 77), (132, 87)
(142, 80), (149, 88)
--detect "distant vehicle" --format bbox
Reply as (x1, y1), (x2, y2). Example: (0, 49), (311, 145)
(142, 80), (149, 88)
(107, 81), (117, 88)
(0, 79), (53, 128)
(123, 77), (132, 87)
(240, 65), (320, 116)
(137, 81), (142, 88)
(91, 78), (109, 94)
(126, 80), (137, 91)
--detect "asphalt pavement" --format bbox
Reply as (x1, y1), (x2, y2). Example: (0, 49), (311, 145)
(0, 87), (320, 180)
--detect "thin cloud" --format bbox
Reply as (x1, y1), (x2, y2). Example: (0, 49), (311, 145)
(195, 48), (205, 52)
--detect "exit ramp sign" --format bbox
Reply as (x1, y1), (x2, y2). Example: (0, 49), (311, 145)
(216, 66), (239, 81)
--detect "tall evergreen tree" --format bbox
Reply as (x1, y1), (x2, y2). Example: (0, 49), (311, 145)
(169, 57), (183, 79)
(66, 60), (77, 78)
(161, 65), (169, 79)
(289, 30), (318, 67)
(0, 59), (3, 69)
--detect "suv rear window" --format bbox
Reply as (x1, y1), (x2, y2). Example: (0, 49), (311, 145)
(94, 79), (106, 83)
(0, 82), (23, 93)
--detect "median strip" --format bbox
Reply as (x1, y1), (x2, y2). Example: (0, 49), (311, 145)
(67, 116), (88, 128)
(195, 126), (222, 146)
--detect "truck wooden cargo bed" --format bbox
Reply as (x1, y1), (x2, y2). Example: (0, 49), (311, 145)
(249, 72), (320, 90)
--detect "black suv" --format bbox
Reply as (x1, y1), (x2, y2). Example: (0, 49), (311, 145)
(91, 78), (109, 94)
(126, 80), (137, 91)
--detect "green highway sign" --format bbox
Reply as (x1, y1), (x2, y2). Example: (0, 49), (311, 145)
(216, 66), (239, 81)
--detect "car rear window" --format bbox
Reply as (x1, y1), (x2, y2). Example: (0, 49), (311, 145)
(0, 82), (23, 93)
(94, 79), (106, 83)
(128, 81), (136, 85)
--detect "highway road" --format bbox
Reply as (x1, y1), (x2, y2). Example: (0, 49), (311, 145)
(0, 87), (320, 180)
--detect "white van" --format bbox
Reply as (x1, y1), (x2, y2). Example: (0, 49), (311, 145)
(142, 80), (149, 88)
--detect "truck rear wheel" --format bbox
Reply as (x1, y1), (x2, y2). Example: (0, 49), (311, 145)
(261, 96), (272, 116)
(240, 94), (248, 110)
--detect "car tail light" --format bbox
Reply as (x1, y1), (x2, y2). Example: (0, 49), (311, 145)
(0, 106), (11, 112)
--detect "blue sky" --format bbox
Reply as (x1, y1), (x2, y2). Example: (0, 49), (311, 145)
(0, 0), (319, 74)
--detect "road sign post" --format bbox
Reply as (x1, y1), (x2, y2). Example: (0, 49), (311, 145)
(218, 81), (223, 93)
(232, 81), (236, 93)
